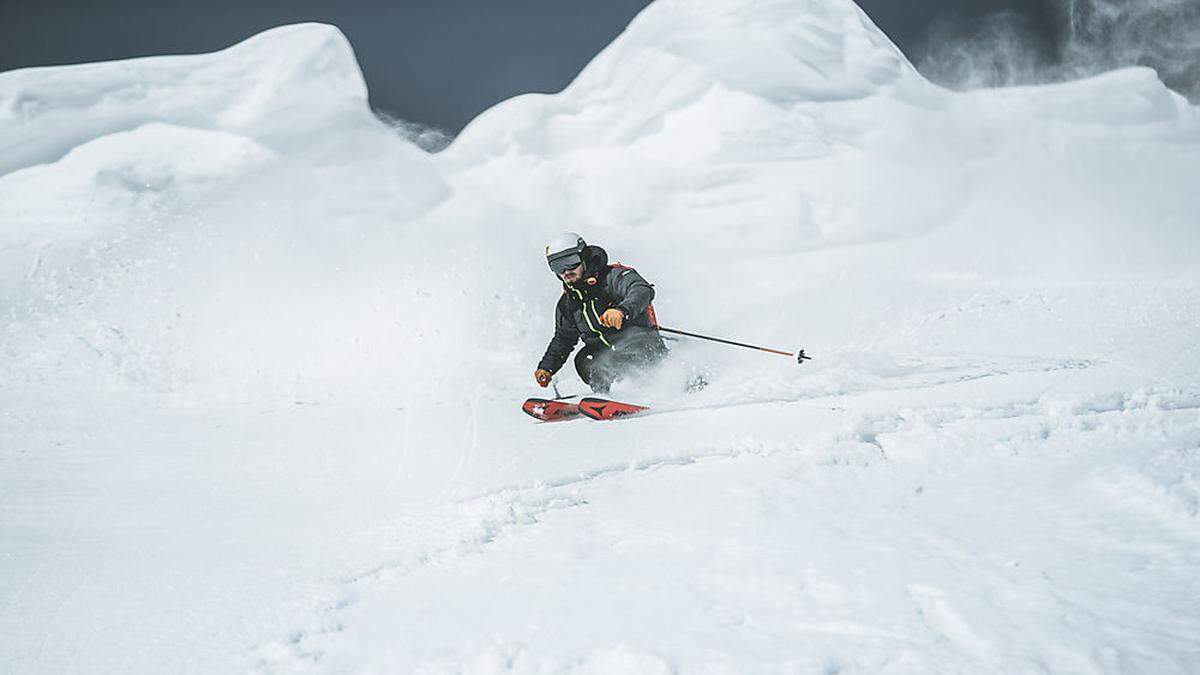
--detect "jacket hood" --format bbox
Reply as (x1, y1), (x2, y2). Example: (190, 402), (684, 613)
(581, 244), (608, 275)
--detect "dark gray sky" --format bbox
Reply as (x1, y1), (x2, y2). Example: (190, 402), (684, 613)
(0, 1), (1096, 133)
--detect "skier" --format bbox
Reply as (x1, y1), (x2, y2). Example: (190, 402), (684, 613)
(534, 232), (667, 393)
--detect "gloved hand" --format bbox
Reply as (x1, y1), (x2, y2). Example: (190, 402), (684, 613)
(600, 308), (625, 330)
(535, 369), (553, 387)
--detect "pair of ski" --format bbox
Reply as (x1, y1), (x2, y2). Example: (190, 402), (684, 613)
(522, 396), (648, 422)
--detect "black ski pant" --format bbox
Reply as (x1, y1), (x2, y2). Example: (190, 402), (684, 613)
(573, 326), (667, 393)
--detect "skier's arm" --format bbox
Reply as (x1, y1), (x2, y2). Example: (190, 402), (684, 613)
(537, 298), (580, 374)
(610, 267), (655, 320)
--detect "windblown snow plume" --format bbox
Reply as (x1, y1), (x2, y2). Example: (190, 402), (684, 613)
(920, 0), (1200, 102)
(374, 110), (454, 152)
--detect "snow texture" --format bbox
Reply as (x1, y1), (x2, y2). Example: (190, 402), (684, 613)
(2, 1), (1199, 673)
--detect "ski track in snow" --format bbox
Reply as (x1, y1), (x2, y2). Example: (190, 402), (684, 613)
(250, 362), (1200, 673)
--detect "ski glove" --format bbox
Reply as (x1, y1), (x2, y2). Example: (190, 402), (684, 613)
(600, 308), (624, 330)
(535, 369), (553, 387)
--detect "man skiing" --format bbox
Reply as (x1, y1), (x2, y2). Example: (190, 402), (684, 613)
(534, 232), (667, 393)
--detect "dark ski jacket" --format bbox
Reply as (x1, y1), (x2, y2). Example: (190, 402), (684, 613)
(538, 245), (658, 374)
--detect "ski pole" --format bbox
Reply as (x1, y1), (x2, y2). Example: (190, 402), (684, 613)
(655, 325), (812, 364)
(552, 382), (580, 400)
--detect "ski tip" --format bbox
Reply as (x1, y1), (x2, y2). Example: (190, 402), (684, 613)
(522, 397), (582, 422)
(521, 398), (547, 420)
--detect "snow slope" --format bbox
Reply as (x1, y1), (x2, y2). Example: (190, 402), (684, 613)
(2, 0), (1199, 672)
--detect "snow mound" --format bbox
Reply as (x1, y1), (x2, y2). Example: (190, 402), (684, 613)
(0, 23), (371, 176)
(0, 23), (445, 248)
(0, 24), (447, 397)
(447, 0), (915, 159)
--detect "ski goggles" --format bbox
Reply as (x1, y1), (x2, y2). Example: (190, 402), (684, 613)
(548, 253), (583, 275)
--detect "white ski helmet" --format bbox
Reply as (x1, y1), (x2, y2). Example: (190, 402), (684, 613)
(545, 232), (586, 274)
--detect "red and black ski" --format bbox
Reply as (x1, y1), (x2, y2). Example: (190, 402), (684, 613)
(578, 397), (650, 421)
(522, 398), (582, 422)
